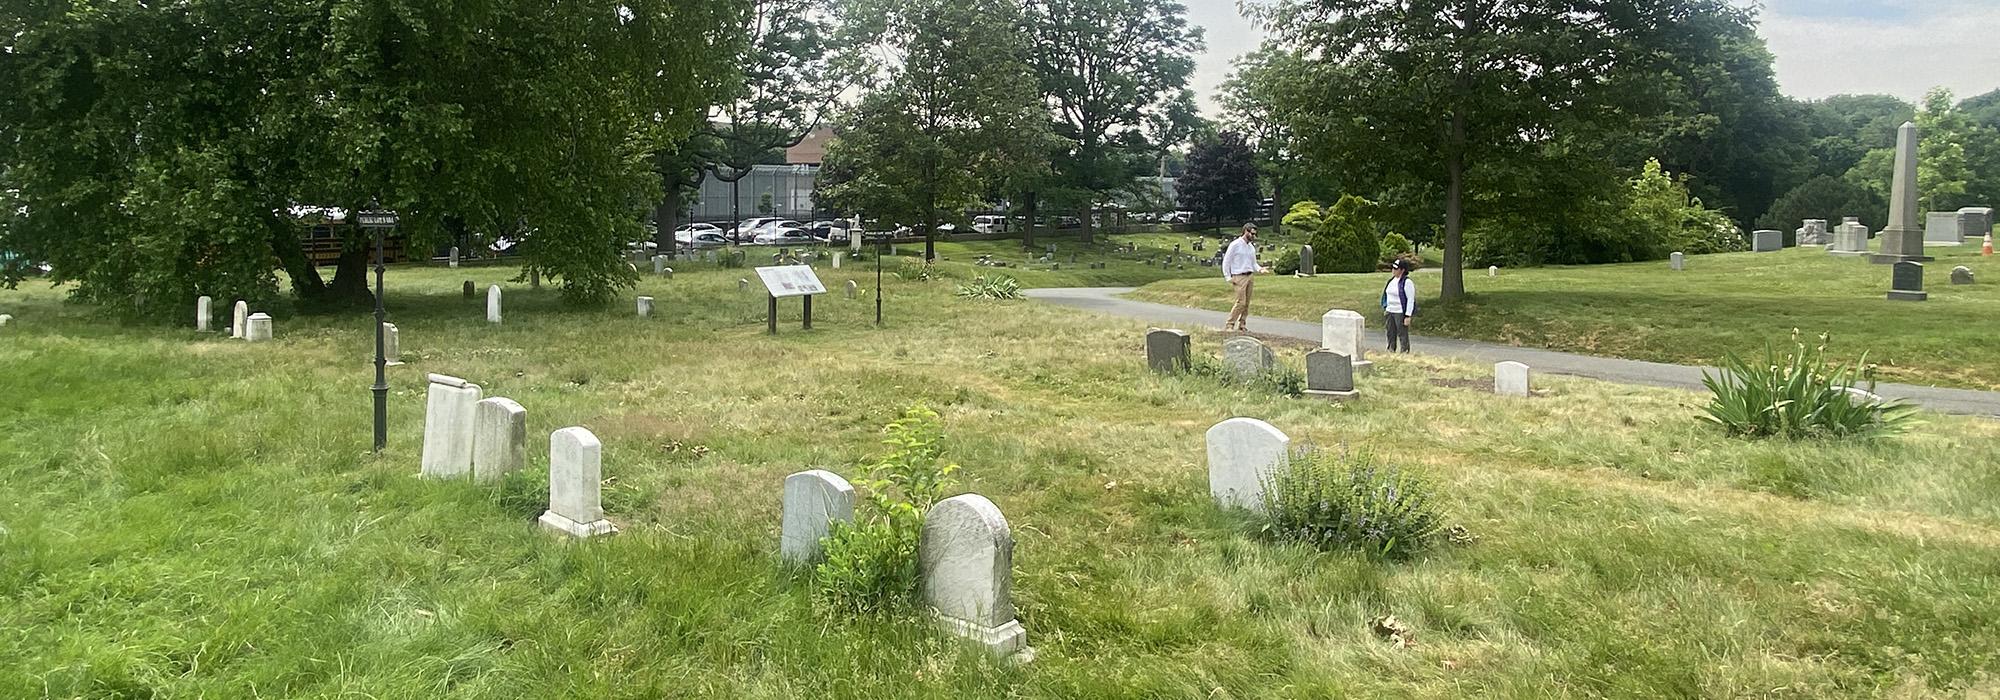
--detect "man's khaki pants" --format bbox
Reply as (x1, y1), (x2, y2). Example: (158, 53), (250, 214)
(1226, 274), (1254, 330)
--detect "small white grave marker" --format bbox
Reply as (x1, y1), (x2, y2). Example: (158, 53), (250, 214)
(196, 296), (212, 332)
(920, 494), (1031, 660)
(1495, 361), (1531, 397)
(421, 374), (482, 478)
(472, 397), (527, 483)
(780, 470), (855, 565)
(244, 313), (273, 342)
(486, 285), (502, 324)
(1206, 417), (1291, 510)
(1319, 309), (1372, 375)
(540, 427), (617, 538)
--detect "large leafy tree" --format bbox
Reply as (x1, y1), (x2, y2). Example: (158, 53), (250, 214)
(1650, 23), (1810, 227)
(1249, 0), (1745, 301)
(1022, 0), (1203, 244)
(1, 0), (743, 314)
(1177, 131), (1260, 232)
(818, 0), (1052, 261)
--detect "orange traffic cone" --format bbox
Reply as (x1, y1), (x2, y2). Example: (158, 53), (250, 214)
(1985, 233), (1995, 256)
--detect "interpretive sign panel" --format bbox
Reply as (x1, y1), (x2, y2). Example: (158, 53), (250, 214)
(755, 265), (826, 298)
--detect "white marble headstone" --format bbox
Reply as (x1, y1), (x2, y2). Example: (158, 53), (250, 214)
(1319, 309), (1372, 374)
(472, 397), (527, 483)
(1495, 361), (1531, 397)
(1205, 417), (1291, 510)
(449, 246), (460, 268)
(486, 285), (502, 324)
(382, 322), (402, 365)
(540, 427), (617, 538)
(421, 374), (482, 478)
(231, 300), (249, 338)
(196, 296), (212, 332)
(920, 494), (1030, 659)
(637, 296), (654, 319)
(244, 313), (273, 342)
(780, 469), (854, 565)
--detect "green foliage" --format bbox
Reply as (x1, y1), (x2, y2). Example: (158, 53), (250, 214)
(1701, 333), (1918, 440)
(894, 259), (938, 281)
(1271, 248), (1301, 276)
(1257, 449), (1446, 560)
(1623, 159), (1745, 257)
(1379, 232), (1412, 262)
(954, 275), (1023, 300)
(1755, 175), (1884, 233)
(1286, 196), (1380, 273)
(1178, 131), (1262, 225)
(0, 0), (743, 314)
(1260, 363), (1305, 398)
(814, 405), (960, 615)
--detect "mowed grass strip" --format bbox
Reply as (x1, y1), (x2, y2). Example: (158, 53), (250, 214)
(1129, 246), (2000, 391)
(1, 261), (1997, 698)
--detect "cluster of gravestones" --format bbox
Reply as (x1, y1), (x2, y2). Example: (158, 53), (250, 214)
(1144, 311), (1536, 400)
(782, 472), (1032, 660)
(421, 373), (614, 536)
(190, 296), (278, 342)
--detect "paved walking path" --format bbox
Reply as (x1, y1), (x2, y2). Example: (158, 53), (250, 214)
(1025, 287), (2000, 417)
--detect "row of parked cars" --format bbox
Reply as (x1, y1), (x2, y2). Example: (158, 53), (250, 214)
(669, 217), (855, 248)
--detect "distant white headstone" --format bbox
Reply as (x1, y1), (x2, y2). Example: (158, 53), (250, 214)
(832, 252), (843, 269)
(1670, 252), (1684, 271)
(540, 427), (617, 538)
(421, 374), (482, 479)
(231, 300), (249, 338)
(244, 313), (273, 342)
(1495, 361), (1531, 397)
(846, 280), (859, 299)
(1221, 336), (1275, 382)
(382, 322), (402, 366)
(449, 246), (461, 268)
(472, 397), (527, 483)
(780, 469), (855, 565)
(486, 285), (502, 324)
(1319, 309), (1372, 375)
(0, 314), (12, 327)
(1206, 417), (1290, 510)
(1488, 265), (1498, 277)
(637, 296), (654, 318)
(920, 494), (1031, 660)
(196, 296), (212, 332)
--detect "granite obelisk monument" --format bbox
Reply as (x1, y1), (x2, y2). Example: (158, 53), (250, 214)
(1871, 121), (1935, 264)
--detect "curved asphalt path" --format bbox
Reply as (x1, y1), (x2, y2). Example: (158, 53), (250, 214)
(1025, 287), (2000, 418)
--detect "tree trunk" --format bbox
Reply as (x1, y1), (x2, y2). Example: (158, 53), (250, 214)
(1022, 191), (1037, 250)
(654, 188), (683, 260)
(322, 245), (374, 306)
(1079, 203), (1094, 245)
(271, 217), (327, 300)
(1271, 179), (1286, 238)
(1442, 111), (1466, 302)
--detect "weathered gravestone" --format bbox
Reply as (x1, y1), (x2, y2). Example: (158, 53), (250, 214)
(1951, 266), (1974, 285)
(449, 246), (460, 268)
(231, 300), (249, 338)
(1670, 252), (1684, 271)
(1797, 219), (1830, 246)
(1222, 336), (1275, 382)
(382, 323), (402, 366)
(1751, 230), (1782, 252)
(244, 313), (273, 342)
(1488, 265), (1498, 277)
(1924, 211), (1963, 245)
(421, 374), (482, 478)
(780, 469), (854, 565)
(636, 296), (654, 318)
(1319, 309), (1373, 375)
(1304, 350), (1358, 401)
(0, 314), (11, 327)
(1144, 328), (1191, 373)
(196, 296), (212, 332)
(472, 397), (527, 483)
(1829, 218), (1869, 256)
(1206, 417), (1290, 511)
(539, 427), (617, 538)
(920, 493), (1031, 660)
(1495, 361), (1531, 397)
(461, 281), (474, 298)
(1960, 207), (1995, 240)
(1888, 261), (1927, 301)
(486, 285), (502, 323)
(1298, 245), (1316, 276)
(738, 278), (750, 293)
(653, 255), (667, 275)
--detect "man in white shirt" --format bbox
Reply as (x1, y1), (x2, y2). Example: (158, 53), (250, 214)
(1221, 223), (1268, 332)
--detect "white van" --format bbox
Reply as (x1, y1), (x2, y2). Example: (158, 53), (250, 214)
(973, 215), (1007, 233)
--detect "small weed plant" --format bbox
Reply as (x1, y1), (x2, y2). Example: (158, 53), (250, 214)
(814, 405), (959, 615)
(1701, 332), (1917, 439)
(894, 258), (937, 281)
(954, 275), (1022, 300)
(1185, 354), (1304, 397)
(1257, 448), (1446, 560)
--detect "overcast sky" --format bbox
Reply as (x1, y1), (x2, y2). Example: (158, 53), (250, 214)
(1184, 0), (2000, 118)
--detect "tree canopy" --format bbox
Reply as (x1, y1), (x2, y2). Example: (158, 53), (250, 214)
(1, 0), (745, 315)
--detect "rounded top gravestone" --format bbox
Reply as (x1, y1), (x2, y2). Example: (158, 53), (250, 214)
(781, 469), (855, 565)
(1205, 417), (1291, 511)
(920, 494), (1016, 628)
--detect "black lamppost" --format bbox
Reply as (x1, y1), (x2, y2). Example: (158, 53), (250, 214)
(359, 206), (400, 453)
(873, 228), (885, 326)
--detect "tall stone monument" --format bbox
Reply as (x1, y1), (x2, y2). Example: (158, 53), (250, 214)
(1871, 122), (1935, 264)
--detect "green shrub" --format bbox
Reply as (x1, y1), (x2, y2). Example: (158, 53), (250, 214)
(1260, 363), (1304, 397)
(1271, 247), (1300, 275)
(1700, 332), (1918, 439)
(1379, 232), (1412, 262)
(1286, 196), (1381, 273)
(954, 275), (1022, 300)
(894, 258), (935, 281)
(1258, 449), (1446, 559)
(813, 405), (959, 615)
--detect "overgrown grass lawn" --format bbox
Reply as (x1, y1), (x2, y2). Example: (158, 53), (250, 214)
(1130, 246), (2000, 390)
(3, 260), (1998, 697)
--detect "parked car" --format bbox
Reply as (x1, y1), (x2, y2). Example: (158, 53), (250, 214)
(973, 215), (1007, 233)
(808, 223), (850, 244)
(733, 217), (785, 240)
(682, 232), (729, 249)
(753, 227), (816, 246)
